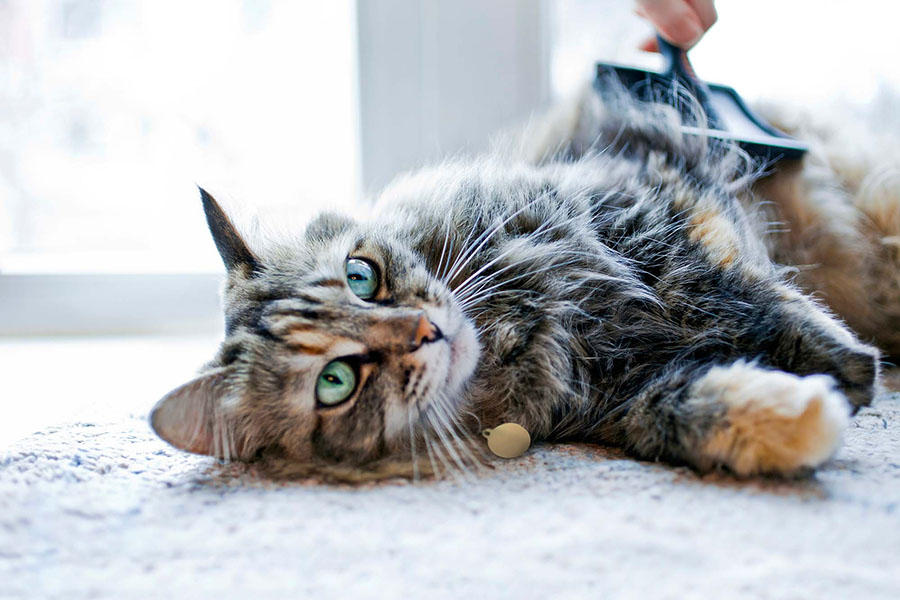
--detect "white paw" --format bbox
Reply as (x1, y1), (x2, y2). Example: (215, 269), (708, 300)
(693, 362), (850, 476)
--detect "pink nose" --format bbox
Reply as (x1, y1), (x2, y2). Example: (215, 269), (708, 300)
(412, 313), (443, 350)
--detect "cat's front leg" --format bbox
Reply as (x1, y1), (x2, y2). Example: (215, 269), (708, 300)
(767, 286), (880, 412)
(621, 361), (851, 476)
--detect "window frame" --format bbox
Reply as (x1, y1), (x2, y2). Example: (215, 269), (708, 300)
(0, 0), (551, 336)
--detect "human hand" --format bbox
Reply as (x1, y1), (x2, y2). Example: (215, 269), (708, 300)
(635, 0), (717, 51)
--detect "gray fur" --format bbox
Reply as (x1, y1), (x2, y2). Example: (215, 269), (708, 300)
(151, 89), (890, 479)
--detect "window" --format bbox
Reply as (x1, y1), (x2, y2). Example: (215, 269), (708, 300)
(3, 0), (898, 335)
(1, 0), (360, 275)
(551, 0), (900, 105)
(1, 0), (549, 335)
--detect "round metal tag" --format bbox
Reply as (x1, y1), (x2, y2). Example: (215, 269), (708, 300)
(484, 423), (531, 459)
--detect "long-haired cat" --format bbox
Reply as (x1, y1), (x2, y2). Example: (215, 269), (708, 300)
(150, 88), (898, 480)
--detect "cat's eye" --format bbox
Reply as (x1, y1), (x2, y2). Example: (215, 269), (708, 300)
(346, 258), (378, 299)
(316, 360), (358, 406)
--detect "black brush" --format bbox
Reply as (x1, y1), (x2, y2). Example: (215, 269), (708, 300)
(594, 35), (807, 163)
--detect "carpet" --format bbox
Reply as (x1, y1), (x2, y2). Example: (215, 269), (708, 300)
(2, 385), (899, 599)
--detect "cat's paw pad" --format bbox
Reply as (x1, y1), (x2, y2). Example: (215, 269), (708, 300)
(696, 364), (850, 476)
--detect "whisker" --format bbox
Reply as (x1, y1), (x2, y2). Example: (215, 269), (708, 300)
(426, 427), (457, 481)
(457, 258), (590, 311)
(425, 407), (472, 481)
(423, 429), (442, 479)
(454, 243), (633, 307)
(433, 393), (489, 471)
(440, 212), (486, 283)
(443, 193), (553, 285)
(447, 204), (584, 292)
(434, 221), (453, 282)
(461, 254), (634, 306)
(407, 403), (420, 481)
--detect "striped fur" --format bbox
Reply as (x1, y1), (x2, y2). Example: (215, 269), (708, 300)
(151, 88), (896, 479)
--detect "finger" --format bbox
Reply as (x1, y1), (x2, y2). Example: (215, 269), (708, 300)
(635, 0), (704, 48)
(687, 0), (718, 31)
(638, 37), (659, 53)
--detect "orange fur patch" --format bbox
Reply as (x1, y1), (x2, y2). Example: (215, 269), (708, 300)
(283, 331), (334, 355)
(688, 208), (739, 269)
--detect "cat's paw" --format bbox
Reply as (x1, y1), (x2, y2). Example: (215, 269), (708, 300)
(693, 363), (850, 476)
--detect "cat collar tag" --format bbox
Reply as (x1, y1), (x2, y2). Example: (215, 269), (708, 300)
(482, 423), (531, 459)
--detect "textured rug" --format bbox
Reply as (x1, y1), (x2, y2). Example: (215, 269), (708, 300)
(2, 386), (899, 599)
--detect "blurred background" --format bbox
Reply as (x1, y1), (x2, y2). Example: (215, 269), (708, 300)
(2, 0), (899, 444)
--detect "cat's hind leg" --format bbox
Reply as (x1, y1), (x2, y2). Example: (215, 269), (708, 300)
(621, 361), (850, 476)
(847, 170), (900, 358)
(752, 104), (900, 358)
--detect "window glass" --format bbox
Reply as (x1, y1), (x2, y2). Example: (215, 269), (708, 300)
(0, 0), (359, 273)
(551, 0), (900, 104)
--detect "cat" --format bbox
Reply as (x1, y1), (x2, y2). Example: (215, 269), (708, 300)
(150, 87), (899, 480)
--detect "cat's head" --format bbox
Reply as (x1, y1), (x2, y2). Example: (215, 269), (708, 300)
(150, 189), (480, 468)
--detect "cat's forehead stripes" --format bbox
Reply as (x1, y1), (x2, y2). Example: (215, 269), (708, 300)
(282, 330), (366, 357)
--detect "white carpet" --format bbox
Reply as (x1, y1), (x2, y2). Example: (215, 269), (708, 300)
(2, 382), (899, 599)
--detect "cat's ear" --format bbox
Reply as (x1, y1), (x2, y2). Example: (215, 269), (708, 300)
(150, 369), (252, 460)
(305, 211), (354, 241)
(199, 187), (260, 273)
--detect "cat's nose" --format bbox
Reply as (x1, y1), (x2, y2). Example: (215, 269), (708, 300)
(411, 313), (443, 350)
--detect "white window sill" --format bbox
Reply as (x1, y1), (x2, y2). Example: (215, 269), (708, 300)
(0, 273), (224, 336)
(0, 334), (221, 449)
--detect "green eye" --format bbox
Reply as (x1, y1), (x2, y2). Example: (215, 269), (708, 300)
(346, 258), (378, 299)
(316, 360), (358, 406)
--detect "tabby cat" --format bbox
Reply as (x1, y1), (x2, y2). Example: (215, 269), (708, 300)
(151, 88), (899, 479)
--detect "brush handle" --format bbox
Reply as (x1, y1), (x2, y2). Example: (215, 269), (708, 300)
(656, 34), (721, 129)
